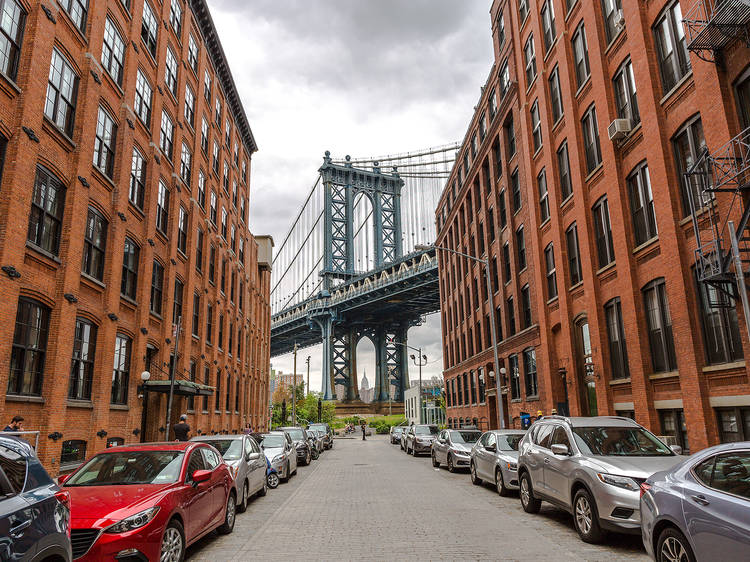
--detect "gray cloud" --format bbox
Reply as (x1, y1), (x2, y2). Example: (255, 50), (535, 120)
(208, 0), (493, 393)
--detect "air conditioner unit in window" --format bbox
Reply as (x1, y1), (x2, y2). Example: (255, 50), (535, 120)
(608, 118), (632, 141)
(615, 9), (625, 29)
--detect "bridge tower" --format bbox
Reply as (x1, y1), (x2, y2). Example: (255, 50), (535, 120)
(316, 152), (411, 401)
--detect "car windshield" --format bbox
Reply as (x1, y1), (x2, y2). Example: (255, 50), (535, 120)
(450, 431), (480, 443)
(261, 435), (285, 448)
(393, 427), (403, 434)
(196, 439), (242, 460)
(572, 427), (673, 456)
(309, 424), (326, 431)
(286, 429), (305, 441)
(65, 451), (184, 486)
(497, 434), (524, 451)
(415, 426), (439, 435)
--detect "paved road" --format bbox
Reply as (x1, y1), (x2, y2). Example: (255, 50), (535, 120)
(187, 435), (649, 561)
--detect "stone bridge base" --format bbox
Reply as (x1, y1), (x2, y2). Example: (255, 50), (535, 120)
(333, 400), (404, 418)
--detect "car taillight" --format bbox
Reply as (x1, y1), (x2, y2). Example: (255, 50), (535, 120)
(55, 489), (70, 510)
(54, 490), (71, 537)
(639, 482), (652, 498)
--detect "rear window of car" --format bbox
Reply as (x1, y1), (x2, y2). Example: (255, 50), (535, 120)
(0, 445), (26, 494)
(415, 426), (438, 435)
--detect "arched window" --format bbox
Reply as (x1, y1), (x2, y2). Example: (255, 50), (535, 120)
(28, 166), (66, 256)
(9, 298), (50, 396)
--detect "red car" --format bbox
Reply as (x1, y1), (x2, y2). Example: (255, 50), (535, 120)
(59, 441), (236, 561)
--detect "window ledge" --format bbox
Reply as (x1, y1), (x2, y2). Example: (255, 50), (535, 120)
(80, 272), (106, 291)
(596, 262), (616, 276)
(26, 242), (61, 266)
(120, 295), (138, 309)
(609, 377), (631, 386)
(5, 394), (44, 404)
(525, 395), (540, 402)
(128, 201), (146, 221)
(568, 281), (583, 292)
(703, 361), (746, 373)
(575, 75), (592, 99)
(41, 117), (76, 151)
(539, 217), (551, 230)
(546, 296), (559, 305)
(91, 165), (116, 191)
(659, 71), (694, 107)
(632, 236), (659, 255)
(649, 371), (679, 380)
(584, 163), (604, 183)
(0, 70), (21, 97)
(67, 399), (94, 409)
(560, 193), (574, 209)
(110, 404), (130, 410)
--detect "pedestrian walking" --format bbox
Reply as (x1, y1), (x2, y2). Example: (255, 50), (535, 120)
(243, 422), (253, 435)
(361, 421), (366, 441)
(3, 415), (23, 432)
(173, 414), (191, 441)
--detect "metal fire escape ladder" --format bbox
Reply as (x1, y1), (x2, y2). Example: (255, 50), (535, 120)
(684, 0), (750, 64)
(689, 125), (750, 305)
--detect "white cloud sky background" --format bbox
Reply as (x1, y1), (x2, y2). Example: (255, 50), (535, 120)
(208, 0), (494, 394)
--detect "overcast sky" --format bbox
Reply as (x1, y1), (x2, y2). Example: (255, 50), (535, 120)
(208, 0), (494, 394)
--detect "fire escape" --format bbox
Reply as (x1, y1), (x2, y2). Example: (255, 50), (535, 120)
(683, 0), (750, 64)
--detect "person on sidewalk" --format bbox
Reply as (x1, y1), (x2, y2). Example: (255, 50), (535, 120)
(361, 421), (366, 441)
(3, 415), (23, 432)
(173, 415), (191, 441)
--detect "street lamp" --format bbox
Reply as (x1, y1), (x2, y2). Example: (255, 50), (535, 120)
(416, 244), (505, 429)
(409, 353), (428, 424)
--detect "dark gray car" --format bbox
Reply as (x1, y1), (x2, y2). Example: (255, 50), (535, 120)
(279, 427), (313, 465)
(405, 424), (439, 456)
(0, 435), (71, 561)
(432, 429), (481, 472)
(470, 430), (526, 495)
(308, 423), (333, 450)
(641, 441), (750, 561)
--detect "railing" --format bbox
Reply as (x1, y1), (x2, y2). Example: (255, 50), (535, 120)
(684, 0), (750, 57)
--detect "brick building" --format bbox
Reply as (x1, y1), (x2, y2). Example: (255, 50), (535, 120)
(437, 0), (750, 452)
(0, 0), (272, 473)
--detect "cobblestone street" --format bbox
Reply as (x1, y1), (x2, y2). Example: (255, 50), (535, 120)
(186, 436), (649, 561)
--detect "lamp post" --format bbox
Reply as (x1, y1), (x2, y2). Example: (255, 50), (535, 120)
(306, 356), (311, 397)
(416, 244), (505, 429)
(292, 343), (298, 426)
(410, 353), (428, 424)
(165, 316), (182, 441)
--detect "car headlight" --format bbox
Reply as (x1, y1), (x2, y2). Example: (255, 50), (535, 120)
(596, 473), (639, 491)
(105, 507), (160, 534)
(452, 448), (469, 456)
(272, 455), (284, 463)
(506, 461), (517, 471)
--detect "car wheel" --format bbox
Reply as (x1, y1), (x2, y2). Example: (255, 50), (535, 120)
(519, 472), (541, 513)
(236, 481), (249, 513)
(657, 527), (696, 562)
(217, 492), (236, 535)
(160, 519), (185, 562)
(267, 472), (279, 488)
(431, 451), (440, 468)
(495, 468), (509, 497)
(447, 454), (456, 473)
(305, 450), (311, 465)
(573, 488), (605, 544)
(282, 462), (290, 482)
(257, 477), (268, 497)
(470, 462), (482, 485)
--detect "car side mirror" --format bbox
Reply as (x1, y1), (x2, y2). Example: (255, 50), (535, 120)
(57, 473), (72, 485)
(669, 445), (683, 455)
(192, 469), (211, 484)
(248, 452), (261, 461)
(551, 444), (570, 456)
(486, 443), (496, 452)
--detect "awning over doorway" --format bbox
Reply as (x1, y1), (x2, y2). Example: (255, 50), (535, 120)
(142, 379), (214, 396)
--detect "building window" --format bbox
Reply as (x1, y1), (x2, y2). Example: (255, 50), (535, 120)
(737, 71), (750, 129)
(156, 180), (170, 235)
(519, 0), (529, 23)
(228, 321), (234, 355)
(150, 260), (164, 315)
(509, 354), (520, 400)
(530, 100), (542, 152)
(60, 440), (87, 467)
(9, 298), (49, 396)
(511, 168), (521, 212)
(173, 278), (184, 325)
(102, 17), (125, 85)
(111, 334), (131, 404)
(505, 116), (516, 158)
(516, 226), (526, 270)
(220, 259), (227, 293)
(141, 1), (158, 57)
(499, 59), (510, 99)
(129, 148), (146, 209)
(69, 318), (97, 400)
(604, 298), (629, 379)
(545, 243), (557, 300)
(197, 170), (206, 209)
(716, 407), (750, 443)
(673, 116), (708, 217)
(180, 142), (192, 185)
(601, 0), (623, 44)
(613, 57), (639, 126)
(643, 278), (677, 373)
(45, 49), (79, 137)
(210, 191), (217, 225)
(184, 84), (195, 127)
(541, 0), (556, 52)
(215, 97), (222, 124)
(225, 119), (232, 146)
(121, 238), (139, 299)
(507, 296), (516, 336)
(696, 273), (743, 365)
(523, 347), (537, 397)
(165, 46), (178, 96)
(223, 161), (230, 192)
(93, 107), (117, 177)
(498, 189), (507, 229)
(572, 22), (590, 89)
(497, 12), (505, 50)
(592, 196), (615, 268)
(566, 223), (582, 285)
(581, 104), (601, 173)
(653, 1), (690, 94)
(208, 244), (216, 283)
(238, 236), (245, 265)
(196, 228), (204, 272)
(28, 166), (65, 256)
(206, 303), (213, 343)
(221, 207), (228, 240)
(188, 33), (199, 72)
(0, 0), (25, 81)
(502, 242), (512, 283)
(521, 284), (532, 329)
(169, 0), (182, 36)
(204, 70), (212, 103)
(557, 141), (572, 200)
(134, 70), (152, 125)
(230, 223), (236, 253)
(537, 169), (550, 223)
(549, 66), (563, 123)
(200, 116), (209, 154)
(659, 409), (689, 453)
(212, 141), (220, 174)
(627, 162), (657, 246)
(60, 0), (87, 33)
(215, 368), (222, 411)
(160, 110), (174, 160)
(218, 314), (224, 349)
(202, 365), (210, 411)
(177, 206), (188, 254)
(524, 34), (537, 86)
(82, 207), (107, 281)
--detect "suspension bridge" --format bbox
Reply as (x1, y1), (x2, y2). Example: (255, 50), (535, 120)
(270, 143), (458, 402)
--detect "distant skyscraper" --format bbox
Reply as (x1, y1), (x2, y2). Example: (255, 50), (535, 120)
(360, 370), (372, 403)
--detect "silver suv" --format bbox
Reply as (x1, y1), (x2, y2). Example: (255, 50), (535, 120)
(517, 416), (682, 543)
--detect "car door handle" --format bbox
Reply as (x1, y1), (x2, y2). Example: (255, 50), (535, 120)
(543, 458), (550, 464)
(10, 519), (31, 539)
(691, 495), (710, 506)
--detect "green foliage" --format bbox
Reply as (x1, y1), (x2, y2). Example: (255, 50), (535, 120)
(365, 415), (406, 435)
(270, 384), (335, 428)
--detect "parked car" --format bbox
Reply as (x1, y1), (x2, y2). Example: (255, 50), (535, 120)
(191, 434), (267, 513)
(390, 426), (406, 445)
(405, 424), (439, 456)
(307, 430), (322, 459)
(400, 427), (409, 451)
(432, 428), (481, 472)
(60, 441), (236, 561)
(0, 434), (71, 561)
(517, 415), (682, 543)
(641, 441), (750, 561)
(278, 427), (313, 466)
(260, 433), (297, 481)
(470, 429), (526, 495)
(309, 429), (326, 456)
(308, 423), (333, 449)
(266, 457), (280, 489)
